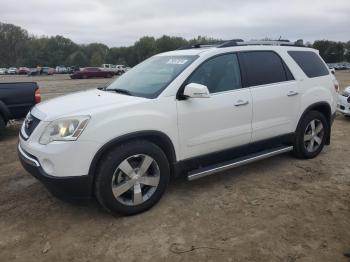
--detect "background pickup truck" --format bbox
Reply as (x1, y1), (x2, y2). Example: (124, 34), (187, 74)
(0, 82), (41, 137)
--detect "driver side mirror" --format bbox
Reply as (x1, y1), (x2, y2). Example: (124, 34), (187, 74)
(183, 83), (210, 98)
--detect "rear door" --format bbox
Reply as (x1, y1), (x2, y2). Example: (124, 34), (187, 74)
(177, 53), (253, 159)
(239, 51), (300, 142)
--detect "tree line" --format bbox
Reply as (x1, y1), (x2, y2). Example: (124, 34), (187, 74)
(0, 22), (349, 68)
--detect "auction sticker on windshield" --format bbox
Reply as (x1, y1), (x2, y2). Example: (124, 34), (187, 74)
(166, 58), (188, 65)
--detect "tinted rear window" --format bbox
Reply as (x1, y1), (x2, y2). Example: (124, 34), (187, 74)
(241, 51), (293, 87)
(288, 51), (329, 78)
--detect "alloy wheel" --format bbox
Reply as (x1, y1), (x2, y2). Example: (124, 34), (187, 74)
(303, 119), (324, 153)
(111, 154), (160, 206)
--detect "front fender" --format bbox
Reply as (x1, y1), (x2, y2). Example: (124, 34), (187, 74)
(80, 96), (180, 160)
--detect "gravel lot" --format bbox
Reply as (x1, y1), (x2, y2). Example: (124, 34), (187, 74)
(0, 72), (350, 262)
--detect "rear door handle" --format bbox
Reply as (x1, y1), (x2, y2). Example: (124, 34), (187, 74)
(234, 100), (249, 106)
(287, 91), (299, 97)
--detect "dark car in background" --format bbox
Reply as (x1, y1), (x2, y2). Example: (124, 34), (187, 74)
(67, 65), (80, 74)
(27, 68), (40, 76)
(28, 67), (55, 76)
(70, 67), (114, 79)
(0, 82), (41, 137)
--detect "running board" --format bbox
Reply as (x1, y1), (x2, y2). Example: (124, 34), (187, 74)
(187, 146), (293, 181)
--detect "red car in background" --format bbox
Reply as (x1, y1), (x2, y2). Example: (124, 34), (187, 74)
(17, 67), (30, 75)
(70, 67), (114, 79)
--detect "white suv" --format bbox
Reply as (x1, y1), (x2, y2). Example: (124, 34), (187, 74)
(18, 41), (338, 215)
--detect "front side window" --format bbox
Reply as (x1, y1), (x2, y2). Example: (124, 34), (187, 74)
(106, 55), (197, 98)
(186, 53), (242, 93)
(241, 51), (293, 87)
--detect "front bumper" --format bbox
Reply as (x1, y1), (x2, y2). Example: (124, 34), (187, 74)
(18, 144), (92, 200)
(337, 95), (350, 115)
(337, 105), (350, 115)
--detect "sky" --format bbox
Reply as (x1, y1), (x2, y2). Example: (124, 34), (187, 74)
(0, 0), (349, 47)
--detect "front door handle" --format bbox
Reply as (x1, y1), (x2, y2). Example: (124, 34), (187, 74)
(287, 91), (299, 97)
(234, 100), (249, 106)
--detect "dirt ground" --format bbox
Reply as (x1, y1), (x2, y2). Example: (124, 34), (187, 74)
(0, 72), (350, 262)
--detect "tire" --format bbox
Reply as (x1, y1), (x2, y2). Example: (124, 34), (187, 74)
(95, 140), (170, 215)
(0, 115), (5, 139)
(293, 110), (329, 159)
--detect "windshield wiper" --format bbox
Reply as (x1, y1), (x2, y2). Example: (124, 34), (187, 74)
(109, 88), (133, 96)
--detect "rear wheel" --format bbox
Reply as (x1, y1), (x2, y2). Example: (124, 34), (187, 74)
(293, 111), (328, 159)
(95, 140), (170, 215)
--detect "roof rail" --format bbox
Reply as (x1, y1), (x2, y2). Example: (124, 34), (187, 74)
(176, 43), (219, 50)
(217, 39), (244, 48)
(217, 39), (304, 48)
(177, 39), (245, 50)
(177, 39), (304, 50)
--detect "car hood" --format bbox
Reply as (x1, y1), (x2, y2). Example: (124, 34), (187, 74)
(31, 89), (146, 121)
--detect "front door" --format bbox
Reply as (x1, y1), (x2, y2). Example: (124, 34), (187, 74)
(177, 53), (253, 160)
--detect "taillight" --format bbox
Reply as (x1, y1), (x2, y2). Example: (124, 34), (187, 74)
(334, 84), (340, 93)
(35, 88), (41, 104)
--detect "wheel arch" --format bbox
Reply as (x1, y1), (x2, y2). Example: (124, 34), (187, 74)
(296, 101), (332, 145)
(88, 130), (177, 193)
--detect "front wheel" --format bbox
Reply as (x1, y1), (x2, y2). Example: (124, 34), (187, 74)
(95, 140), (170, 215)
(293, 110), (328, 159)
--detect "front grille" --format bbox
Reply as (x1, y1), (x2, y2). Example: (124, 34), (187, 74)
(22, 114), (40, 139)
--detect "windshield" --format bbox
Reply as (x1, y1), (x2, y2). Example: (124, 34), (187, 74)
(106, 55), (197, 98)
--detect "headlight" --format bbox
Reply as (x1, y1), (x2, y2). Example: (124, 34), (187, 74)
(39, 116), (90, 145)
